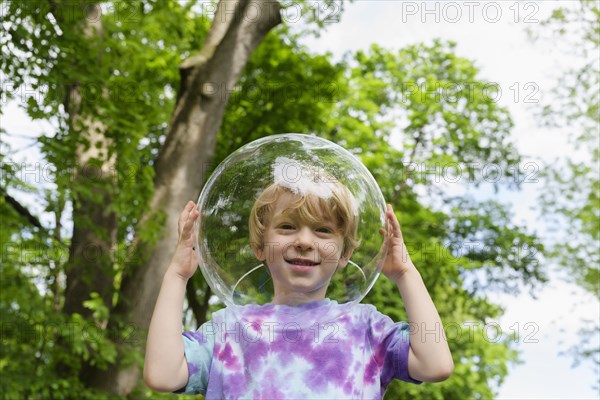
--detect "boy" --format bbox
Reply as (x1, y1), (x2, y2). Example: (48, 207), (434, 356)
(144, 175), (453, 398)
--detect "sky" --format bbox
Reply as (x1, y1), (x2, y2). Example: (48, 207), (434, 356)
(298, 1), (599, 399)
(2, 1), (598, 399)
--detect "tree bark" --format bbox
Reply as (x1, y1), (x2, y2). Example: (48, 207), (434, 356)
(84, 0), (281, 394)
(56, 2), (118, 320)
(46, 0), (118, 319)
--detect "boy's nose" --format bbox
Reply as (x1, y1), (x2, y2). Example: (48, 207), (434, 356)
(294, 227), (315, 249)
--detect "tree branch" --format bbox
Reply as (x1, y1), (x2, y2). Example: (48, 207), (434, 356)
(1, 187), (43, 228)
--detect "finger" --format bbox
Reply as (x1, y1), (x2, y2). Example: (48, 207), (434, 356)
(183, 201), (195, 215)
(181, 208), (199, 239)
(386, 204), (402, 238)
(182, 201), (197, 222)
(179, 202), (199, 243)
(179, 201), (195, 225)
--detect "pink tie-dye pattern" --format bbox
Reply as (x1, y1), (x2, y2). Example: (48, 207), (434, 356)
(217, 342), (240, 371)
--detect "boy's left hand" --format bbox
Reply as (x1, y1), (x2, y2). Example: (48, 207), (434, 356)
(380, 204), (417, 282)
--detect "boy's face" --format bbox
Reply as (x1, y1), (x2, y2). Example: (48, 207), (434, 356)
(253, 192), (350, 304)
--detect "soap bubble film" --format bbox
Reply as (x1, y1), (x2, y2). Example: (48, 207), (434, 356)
(196, 134), (387, 313)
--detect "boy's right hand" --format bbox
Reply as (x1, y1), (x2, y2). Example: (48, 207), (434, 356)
(169, 201), (200, 280)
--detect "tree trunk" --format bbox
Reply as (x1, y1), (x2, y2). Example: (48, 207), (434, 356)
(62, 114), (117, 318)
(52, 2), (118, 319)
(84, 0), (281, 394)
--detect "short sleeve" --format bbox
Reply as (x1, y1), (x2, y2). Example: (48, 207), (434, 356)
(366, 306), (422, 387)
(174, 322), (216, 394)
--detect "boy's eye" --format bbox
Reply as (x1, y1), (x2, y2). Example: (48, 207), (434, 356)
(316, 227), (333, 234)
(279, 224), (295, 230)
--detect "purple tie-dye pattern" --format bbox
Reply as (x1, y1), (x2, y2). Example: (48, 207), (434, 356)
(256, 369), (286, 399)
(225, 372), (247, 399)
(364, 353), (380, 385)
(178, 301), (421, 398)
(183, 330), (207, 344)
(305, 341), (352, 392)
(383, 327), (413, 385)
(186, 361), (200, 376)
(242, 337), (269, 371)
(343, 375), (355, 395)
(379, 334), (397, 389)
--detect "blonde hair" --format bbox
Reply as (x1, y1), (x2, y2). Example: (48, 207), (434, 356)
(249, 178), (360, 258)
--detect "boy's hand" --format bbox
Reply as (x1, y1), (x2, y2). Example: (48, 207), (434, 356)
(169, 201), (200, 280)
(380, 204), (417, 282)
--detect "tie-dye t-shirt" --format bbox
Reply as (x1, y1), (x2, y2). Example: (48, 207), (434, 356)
(176, 299), (421, 399)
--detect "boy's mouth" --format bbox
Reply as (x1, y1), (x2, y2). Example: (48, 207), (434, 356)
(285, 258), (320, 267)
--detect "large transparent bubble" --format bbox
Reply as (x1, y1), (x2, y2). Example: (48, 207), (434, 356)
(195, 134), (387, 322)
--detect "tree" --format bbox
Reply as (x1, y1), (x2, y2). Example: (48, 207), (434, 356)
(318, 42), (542, 399)
(101, 0), (282, 393)
(3, 0), (280, 395)
(532, 0), (600, 385)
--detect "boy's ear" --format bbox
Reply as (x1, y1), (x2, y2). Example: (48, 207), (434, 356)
(337, 250), (354, 269)
(252, 244), (266, 261)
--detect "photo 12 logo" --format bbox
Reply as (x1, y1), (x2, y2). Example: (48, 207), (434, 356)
(198, 321), (341, 344)
(399, 2), (540, 24)
(197, 1), (343, 25)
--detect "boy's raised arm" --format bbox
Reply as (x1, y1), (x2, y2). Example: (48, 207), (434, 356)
(144, 201), (200, 391)
(381, 204), (454, 382)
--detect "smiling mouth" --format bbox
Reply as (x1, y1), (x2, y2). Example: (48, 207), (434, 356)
(286, 258), (320, 267)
